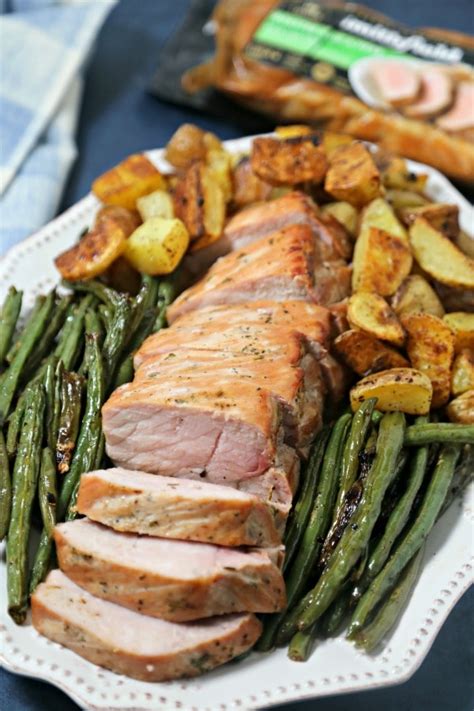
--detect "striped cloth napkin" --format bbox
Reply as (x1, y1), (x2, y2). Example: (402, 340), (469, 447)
(0, 0), (115, 254)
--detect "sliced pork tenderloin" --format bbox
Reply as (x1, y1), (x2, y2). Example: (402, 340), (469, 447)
(437, 81), (474, 133)
(371, 60), (421, 106)
(54, 520), (286, 621)
(404, 68), (452, 118)
(76, 468), (284, 545)
(32, 570), (262, 682)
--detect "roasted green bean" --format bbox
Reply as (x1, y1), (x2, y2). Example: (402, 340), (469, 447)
(56, 371), (83, 474)
(0, 287), (23, 365)
(0, 430), (11, 540)
(404, 423), (474, 446)
(38, 447), (57, 536)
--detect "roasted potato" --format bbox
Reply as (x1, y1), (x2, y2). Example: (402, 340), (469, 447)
(350, 368), (432, 415)
(334, 329), (409, 376)
(443, 312), (474, 351)
(125, 217), (189, 275)
(379, 155), (428, 193)
(386, 189), (429, 210)
(391, 275), (445, 319)
(164, 123), (221, 170)
(321, 201), (358, 237)
(347, 292), (405, 346)
(173, 162), (226, 242)
(250, 135), (328, 185)
(137, 190), (174, 221)
(359, 198), (408, 241)
(435, 283), (474, 313)
(456, 230), (474, 259)
(54, 208), (139, 281)
(400, 203), (459, 240)
(201, 165), (226, 238)
(402, 313), (455, 408)
(409, 217), (474, 289)
(206, 148), (232, 203)
(446, 389), (474, 424)
(325, 142), (381, 207)
(232, 157), (272, 209)
(103, 257), (141, 295)
(92, 155), (166, 211)
(451, 349), (474, 396)
(275, 125), (313, 138)
(352, 227), (412, 296)
(322, 132), (354, 156)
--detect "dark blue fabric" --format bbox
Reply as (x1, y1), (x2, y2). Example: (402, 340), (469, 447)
(2, 0), (473, 709)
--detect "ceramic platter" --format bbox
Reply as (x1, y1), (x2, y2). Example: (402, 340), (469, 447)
(1, 136), (473, 711)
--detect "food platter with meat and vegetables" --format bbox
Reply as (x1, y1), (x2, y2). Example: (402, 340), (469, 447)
(0, 127), (473, 710)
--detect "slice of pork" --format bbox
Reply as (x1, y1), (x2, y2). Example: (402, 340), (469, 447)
(404, 68), (452, 118)
(437, 82), (474, 133)
(77, 468), (284, 545)
(371, 60), (421, 106)
(102, 375), (285, 483)
(32, 570), (262, 682)
(167, 225), (317, 323)
(55, 519), (286, 621)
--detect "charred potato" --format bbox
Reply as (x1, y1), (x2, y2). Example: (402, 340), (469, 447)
(232, 157), (272, 209)
(352, 226), (412, 296)
(92, 155), (166, 211)
(409, 217), (474, 289)
(447, 389), (474, 424)
(391, 275), (445, 319)
(55, 208), (139, 281)
(125, 217), (189, 275)
(347, 292), (405, 346)
(164, 123), (222, 170)
(251, 135), (328, 185)
(334, 329), (409, 376)
(379, 155), (428, 193)
(400, 203), (459, 240)
(173, 162), (226, 244)
(350, 368), (432, 415)
(325, 142), (381, 207)
(443, 312), (474, 351)
(402, 313), (455, 408)
(451, 349), (474, 396)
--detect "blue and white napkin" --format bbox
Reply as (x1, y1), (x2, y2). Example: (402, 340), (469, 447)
(0, 0), (115, 254)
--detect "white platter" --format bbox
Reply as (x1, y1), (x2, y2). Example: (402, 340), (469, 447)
(1, 136), (473, 711)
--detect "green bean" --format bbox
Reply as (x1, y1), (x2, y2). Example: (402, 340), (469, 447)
(359, 417), (429, 591)
(318, 479), (364, 571)
(63, 279), (123, 310)
(439, 445), (473, 517)
(334, 398), (376, 515)
(112, 354), (134, 389)
(349, 443), (460, 636)
(55, 295), (94, 371)
(288, 627), (316, 662)
(85, 307), (105, 343)
(153, 278), (177, 332)
(23, 295), (72, 379)
(6, 382), (45, 623)
(319, 587), (352, 637)
(278, 412), (406, 643)
(404, 423), (474, 446)
(56, 371), (83, 475)
(283, 427), (330, 573)
(258, 418), (349, 652)
(0, 430), (11, 540)
(353, 548), (424, 652)
(51, 359), (64, 451)
(29, 530), (54, 594)
(0, 293), (54, 426)
(43, 357), (58, 451)
(6, 295), (45, 364)
(38, 447), (57, 536)
(58, 333), (104, 517)
(98, 304), (113, 331)
(6, 391), (27, 459)
(0, 287), (23, 364)
(103, 294), (132, 388)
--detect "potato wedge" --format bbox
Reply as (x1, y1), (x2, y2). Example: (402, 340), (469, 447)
(400, 203), (459, 240)
(386, 189), (429, 210)
(125, 217), (189, 275)
(391, 275), (445, 319)
(435, 283), (474, 313)
(325, 142), (381, 207)
(206, 148), (232, 203)
(446, 389), (474, 424)
(322, 132), (354, 156)
(451, 349), (474, 396)
(456, 230), (474, 259)
(352, 227), (412, 296)
(321, 201), (358, 237)
(334, 329), (409, 376)
(201, 166), (226, 238)
(350, 368), (432, 415)
(402, 313), (455, 408)
(347, 292), (405, 346)
(137, 190), (174, 221)
(92, 155), (166, 211)
(232, 157), (272, 208)
(359, 198), (408, 241)
(443, 312), (474, 351)
(54, 208), (138, 281)
(379, 155), (428, 193)
(250, 135), (328, 185)
(173, 162), (205, 240)
(409, 217), (474, 289)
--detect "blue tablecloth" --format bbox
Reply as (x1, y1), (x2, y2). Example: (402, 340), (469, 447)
(1, 1), (473, 709)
